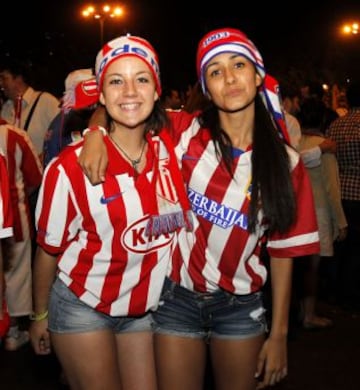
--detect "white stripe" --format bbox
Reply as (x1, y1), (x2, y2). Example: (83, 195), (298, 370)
(268, 231), (319, 249)
(265, 89), (282, 114)
(0, 227), (13, 238)
(44, 165), (73, 247)
(200, 43), (265, 76)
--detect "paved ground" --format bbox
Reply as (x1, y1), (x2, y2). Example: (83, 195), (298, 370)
(1, 301), (359, 390)
(277, 303), (360, 390)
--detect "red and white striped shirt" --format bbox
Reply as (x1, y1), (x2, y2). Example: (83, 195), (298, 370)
(167, 111), (320, 294)
(0, 153), (13, 239)
(36, 136), (176, 317)
(0, 123), (42, 241)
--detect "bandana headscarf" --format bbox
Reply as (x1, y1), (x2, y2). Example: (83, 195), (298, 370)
(196, 27), (290, 144)
(95, 34), (161, 95)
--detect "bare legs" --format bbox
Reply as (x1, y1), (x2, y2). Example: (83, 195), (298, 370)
(210, 336), (264, 390)
(51, 329), (156, 390)
(155, 333), (264, 390)
(155, 334), (207, 390)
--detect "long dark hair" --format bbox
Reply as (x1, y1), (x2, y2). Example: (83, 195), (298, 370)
(199, 95), (296, 234)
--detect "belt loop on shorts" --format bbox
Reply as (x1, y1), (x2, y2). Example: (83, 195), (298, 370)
(165, 277), (177, 294)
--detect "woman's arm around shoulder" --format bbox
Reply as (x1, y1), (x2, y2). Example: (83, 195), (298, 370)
(78, 105), (108, 185)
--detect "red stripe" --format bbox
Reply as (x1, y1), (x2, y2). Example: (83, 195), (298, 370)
(0, 155), (13, 230)
(97, 175), (126, 312)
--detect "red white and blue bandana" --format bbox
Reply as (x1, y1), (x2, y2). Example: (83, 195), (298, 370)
(95, 34), (161, 95)
(196, 27), (290, 144)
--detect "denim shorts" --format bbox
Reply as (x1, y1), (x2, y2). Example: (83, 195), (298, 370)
(153, 277), (268, 340)
(48, 277), (153, 334)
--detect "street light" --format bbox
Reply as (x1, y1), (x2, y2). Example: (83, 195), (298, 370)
(82, 4), (124, 46)
(336, 22), (360, 83)
(341, 22), (359, 35)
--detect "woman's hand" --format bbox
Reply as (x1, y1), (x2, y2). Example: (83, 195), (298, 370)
(78, 130), (108, 185)
(29, 319), (51, 355)
(336, 227), (347, 242)
(255, 336), (288, 389)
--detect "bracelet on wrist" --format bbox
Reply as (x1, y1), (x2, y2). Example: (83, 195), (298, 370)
(82, 126), (107, 137)
(30, 310), (49, 321)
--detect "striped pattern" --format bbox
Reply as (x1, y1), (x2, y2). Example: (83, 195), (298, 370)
(0, 124), (42, 241)
(36, 137), (175, 316)
(168, 111), (320, 294)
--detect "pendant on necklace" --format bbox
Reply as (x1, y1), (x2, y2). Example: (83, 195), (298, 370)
(110, 135), (146, 173)
(131, 158), (141, 170)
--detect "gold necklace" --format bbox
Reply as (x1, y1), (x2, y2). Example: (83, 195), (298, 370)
(110, 135), (146, 172)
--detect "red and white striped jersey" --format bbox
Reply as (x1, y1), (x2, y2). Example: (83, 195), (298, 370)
(0, 124), (42, 241)
(167, 111), (320, 294)
(36, 136), (176, 317)
(0, 153), (13, 239)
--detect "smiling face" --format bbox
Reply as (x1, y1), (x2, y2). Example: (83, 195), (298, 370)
(99, 56), (159, 130)
(204, 53), (262, 113)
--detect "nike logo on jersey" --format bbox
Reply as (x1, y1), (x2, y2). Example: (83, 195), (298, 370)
(100, 192), (124, 204)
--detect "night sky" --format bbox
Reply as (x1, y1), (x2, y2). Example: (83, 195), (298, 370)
(1, 0), (360, 96)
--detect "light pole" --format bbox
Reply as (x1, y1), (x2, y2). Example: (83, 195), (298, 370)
(82, 4), (124, 47)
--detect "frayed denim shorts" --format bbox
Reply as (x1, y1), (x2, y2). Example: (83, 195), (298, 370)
(153, 277), (268, 340)
(48, 277), (153, 334)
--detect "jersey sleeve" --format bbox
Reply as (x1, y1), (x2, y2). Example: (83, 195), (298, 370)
(267, 155), (320, 258)
(35, 157), (79, 254)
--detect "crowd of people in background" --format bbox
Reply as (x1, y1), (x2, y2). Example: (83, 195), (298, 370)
(0, 24), (359, 390)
